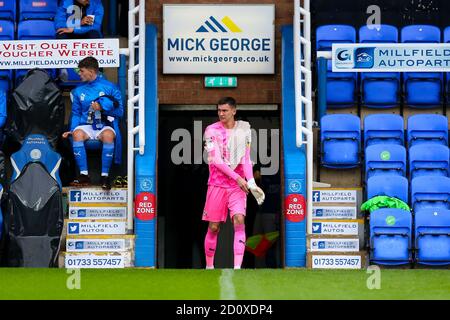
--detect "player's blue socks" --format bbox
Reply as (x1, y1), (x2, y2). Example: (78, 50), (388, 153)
(73, 141), (88, 175)
(101, 142), (115, 176)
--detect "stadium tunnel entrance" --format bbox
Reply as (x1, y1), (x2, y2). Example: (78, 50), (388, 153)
(158, 106), (282, 269)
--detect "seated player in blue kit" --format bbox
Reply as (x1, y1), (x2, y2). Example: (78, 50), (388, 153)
(62, 57), (123, 190)
(55, 0), (104, 39)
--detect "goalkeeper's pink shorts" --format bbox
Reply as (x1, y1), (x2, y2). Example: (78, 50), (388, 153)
(202, 185), (247, 222)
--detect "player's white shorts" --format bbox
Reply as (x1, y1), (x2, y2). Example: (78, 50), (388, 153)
(74, 125), (116, 140)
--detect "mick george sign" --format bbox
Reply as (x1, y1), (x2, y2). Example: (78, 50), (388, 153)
(0, 39), (120, 69)
(163, 4), (275, 74)
(332, 43), (450, 72)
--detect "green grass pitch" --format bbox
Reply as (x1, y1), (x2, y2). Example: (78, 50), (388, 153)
(0, 269), (449, 300)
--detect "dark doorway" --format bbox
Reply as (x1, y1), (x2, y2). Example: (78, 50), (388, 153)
(157, 108), (281, 269)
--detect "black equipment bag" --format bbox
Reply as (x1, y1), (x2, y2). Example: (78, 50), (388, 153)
(5, 69), (64, 148)
(6, 162), (63, 267)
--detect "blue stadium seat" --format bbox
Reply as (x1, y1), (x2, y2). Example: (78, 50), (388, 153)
(316, 25), (357, 107)
(67, 115), (103, 151)
(0, 1), (16, 21)
(367, 175), (409, 203)
(0, 19), (14, 41)
(411, 176), (450, 212)
(58, 68), (83, 88)
(84, 140), (103, 151)
(401, 25), (443, 108)
(16, 19), (56, 83)
(19, 0), (57, 21)
(415, 209), (450, 266)
(409, 144), (449, 179)
(67, 140), (102, 160)
(59, 67), (107, 88)
(370, 208), (412, 265)
(17, 19), (55, 41)
(365, 144), (406, 179)
(407, 114), (448, 147)
(364, 114), (404, 147)
(0, 20), (14, 91)
(320, 114), (360, 168)
(359, 25), (400, 108)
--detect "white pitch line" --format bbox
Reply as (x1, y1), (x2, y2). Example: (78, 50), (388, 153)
(219, 269), (236, 300)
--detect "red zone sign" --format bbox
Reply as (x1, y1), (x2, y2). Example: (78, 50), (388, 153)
(135, 192), (156, 221)
(284, 194), (306, 223)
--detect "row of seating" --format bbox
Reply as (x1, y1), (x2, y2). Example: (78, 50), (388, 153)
(364, 114), (449, 181)
(0, 1), (56, 88)
(369, 173), (450, 266)
(0, 0), (50, 136)
(370, 207), (450, 265)
(368, 145), (449, 266)
(0, 0), (57, 22)
(366, 143), (449, 180)
(316, 24), (450, 108)
(363, 116), (450, 265)
(0, 19), (55, 40)
(0, 19), (56, 90)
(320, 114), (449, 169)
(364, 114), (448, 147)
(367, 175), (450, 211)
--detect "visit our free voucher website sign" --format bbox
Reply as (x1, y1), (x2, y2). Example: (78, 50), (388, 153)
(0, 39), (120, 69)
(163, 4), (275, 74)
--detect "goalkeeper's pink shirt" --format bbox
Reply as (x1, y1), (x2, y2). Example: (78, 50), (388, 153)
(204, 121), (253, 188)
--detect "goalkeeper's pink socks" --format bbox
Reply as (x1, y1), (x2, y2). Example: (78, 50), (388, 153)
(233, 224), (246, 269)
(204, 224), (246, 269)
(204, 228), (218, 269)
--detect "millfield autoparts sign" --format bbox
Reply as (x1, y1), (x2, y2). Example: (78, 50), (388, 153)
(332, 43), (450, 72)
(163, 4), (275, 74)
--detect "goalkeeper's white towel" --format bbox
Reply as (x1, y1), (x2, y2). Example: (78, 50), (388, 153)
(227, 120), (251, 170)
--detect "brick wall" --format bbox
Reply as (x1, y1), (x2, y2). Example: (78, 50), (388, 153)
(146, 0), (294, 105)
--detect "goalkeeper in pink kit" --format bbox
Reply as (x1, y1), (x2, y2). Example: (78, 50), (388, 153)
(203, 97), (265, 269)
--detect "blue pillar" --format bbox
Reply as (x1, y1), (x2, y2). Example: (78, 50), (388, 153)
(134, 24), (158, 267)
(281, 25), (307, 268)
(317, 57), (328, 124)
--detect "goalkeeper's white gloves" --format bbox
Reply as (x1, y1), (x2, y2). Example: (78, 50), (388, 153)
(247, 178), (265, 205)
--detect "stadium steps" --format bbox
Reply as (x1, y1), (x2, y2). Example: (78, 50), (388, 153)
(307, 187), (368, 269)
(58, 187), (135, 268)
